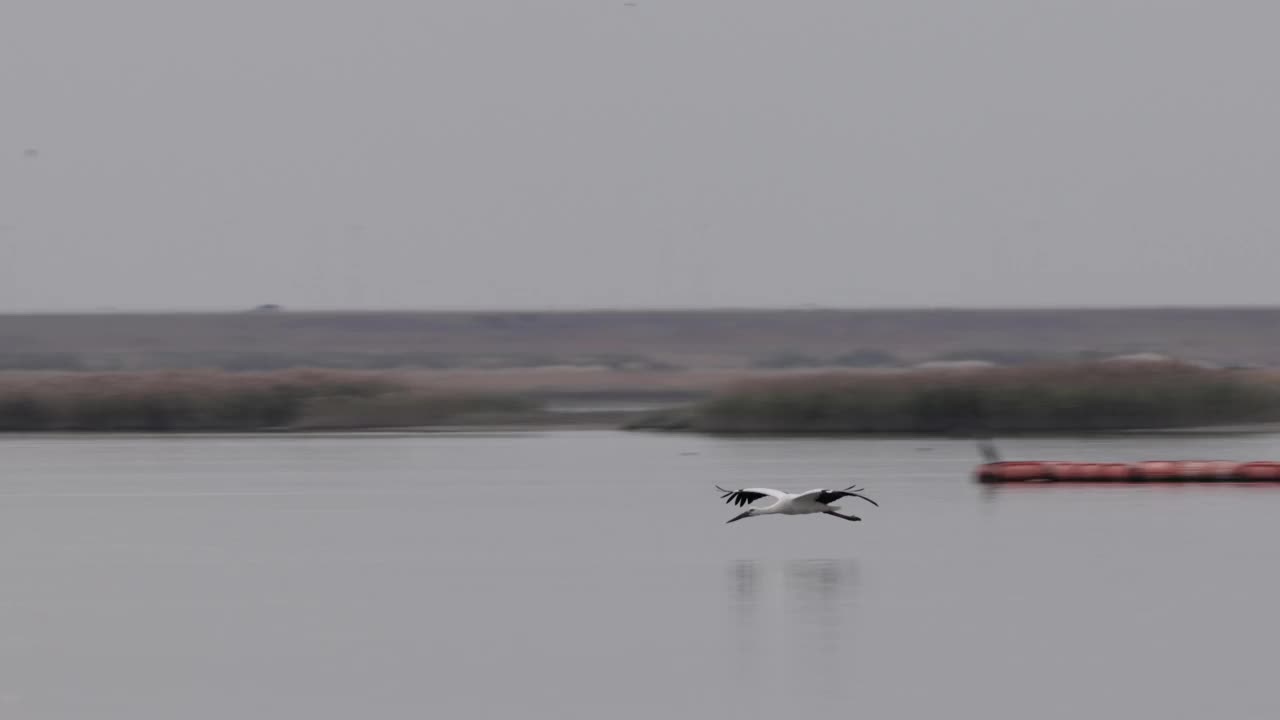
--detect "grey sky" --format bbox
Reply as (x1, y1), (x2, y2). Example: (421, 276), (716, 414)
(3, 1), (1278, 311)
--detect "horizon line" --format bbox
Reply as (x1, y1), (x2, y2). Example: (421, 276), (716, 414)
(4, 303), (1280, 315)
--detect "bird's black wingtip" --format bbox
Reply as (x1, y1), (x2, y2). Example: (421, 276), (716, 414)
(838, 485), (879, 507)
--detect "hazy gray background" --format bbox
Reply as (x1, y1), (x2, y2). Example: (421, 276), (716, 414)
(3, 1), (1278, 311)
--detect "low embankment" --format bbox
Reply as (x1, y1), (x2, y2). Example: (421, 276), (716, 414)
(0, 370), (540, 431)
(626, 363), (1280, 434)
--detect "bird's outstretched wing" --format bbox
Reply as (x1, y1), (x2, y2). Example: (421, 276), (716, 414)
(715, 486), (785, 507)
(798, 485), (879, 507)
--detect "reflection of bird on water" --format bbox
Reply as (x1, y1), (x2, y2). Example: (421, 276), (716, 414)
(726, 559), (859, 623)
(787, 559), (859, 608)
(716, 485), (879, 524)
(786, 558), (860, 673)
(723, 558), (860, 698)
(726, 559), (858, 613)
(729, 560), (759, 604)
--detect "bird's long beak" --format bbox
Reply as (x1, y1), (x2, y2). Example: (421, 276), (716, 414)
(726, 511), (752, 524)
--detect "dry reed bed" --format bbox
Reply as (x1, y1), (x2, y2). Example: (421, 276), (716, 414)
(627, 363), (1280, 433)
(0, 370), (537, 431)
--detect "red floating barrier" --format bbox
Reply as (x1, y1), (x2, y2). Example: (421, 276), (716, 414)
(1134, 461), (1179, 481)
(1068, 463), (1132, 481)
(976, 459), (1272, 484)
(1207, 461), (1242, 479)
(1099, 463), (1133, 481)
(1235, 462), (1280, 481)
(977, 461), (1049, 483)
(1169, 461), (1240, 481)
(1046, 462), (1085, 481)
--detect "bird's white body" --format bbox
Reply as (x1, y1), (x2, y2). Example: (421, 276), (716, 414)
(716, 485), (878, 523)
(747, 489), (836, 515)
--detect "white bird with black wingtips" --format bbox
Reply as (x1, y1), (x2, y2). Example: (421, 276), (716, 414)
(715, 484), (879, 524)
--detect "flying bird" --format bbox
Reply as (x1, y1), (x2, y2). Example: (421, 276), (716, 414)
(715, 485), (879, 524)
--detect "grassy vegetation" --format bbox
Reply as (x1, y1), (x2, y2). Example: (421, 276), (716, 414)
(0, 349), (679, 372)
(8, 362), (1280, 434)
(0, 370), (539, 432)
(626, 363), (1280, 434)
(752, 349), (902, 369)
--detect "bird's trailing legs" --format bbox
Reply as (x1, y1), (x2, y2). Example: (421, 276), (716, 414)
(824, 511), (862, 522)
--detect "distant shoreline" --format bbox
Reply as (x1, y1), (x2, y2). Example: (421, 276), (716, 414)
(625, 363), (1280, 435)
(5, 307), (1280, 372)
(6, 362), (1280, 436)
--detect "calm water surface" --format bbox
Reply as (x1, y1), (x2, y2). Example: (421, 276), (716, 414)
(3, 430), (1280, 719)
